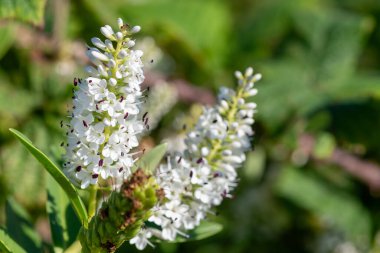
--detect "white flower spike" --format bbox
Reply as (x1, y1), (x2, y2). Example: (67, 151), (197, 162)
(63, 18), (147, 189)
(130, 67), (260, 248)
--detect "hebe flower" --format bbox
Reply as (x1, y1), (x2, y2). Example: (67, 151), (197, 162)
(130, 67), (261, 247)
(63, 18), (148, 189)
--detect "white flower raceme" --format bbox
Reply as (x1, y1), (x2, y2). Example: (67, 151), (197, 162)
(130, 67), (260, 248)
(63, 18), (148, 189)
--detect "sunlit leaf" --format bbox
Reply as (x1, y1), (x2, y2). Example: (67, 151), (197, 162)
(0, 227), (27, 253)
(173, 221), (223, 242)
(152, 221), (223, 243)
(134, 143), (167, 174)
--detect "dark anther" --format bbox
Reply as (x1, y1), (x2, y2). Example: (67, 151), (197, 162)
(98, 159), (104, 166)
(142, 112), (148, 120)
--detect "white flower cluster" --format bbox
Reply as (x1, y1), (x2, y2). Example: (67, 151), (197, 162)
(130, 68), (261, 249)
(63, 18), (148, 189)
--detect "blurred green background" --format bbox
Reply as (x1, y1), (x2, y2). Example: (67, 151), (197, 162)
(1, 0), (380, 252)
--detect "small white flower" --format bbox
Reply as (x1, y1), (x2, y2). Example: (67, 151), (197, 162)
(130, 230), (153, 250)
(76, 168), (98, 189)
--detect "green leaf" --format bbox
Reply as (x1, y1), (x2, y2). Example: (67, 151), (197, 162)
(256, 8), (370, 132)
(0, 0), (47, 25)
(134, 143), (167, 174)
(47, 174), (81, 252)
(9, 128), (88, 228)
(0, 227), (27, 253)
(153, 221), (223, 243)
(174, 221), (223, 242)
(276, 166), (371, 247)
(5, 198), (42, 252)
(82, 0), (231, 73)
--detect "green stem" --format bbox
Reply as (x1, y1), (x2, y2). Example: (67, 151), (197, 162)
(88, 185), (98, 221)
(206, 80), (247, 165)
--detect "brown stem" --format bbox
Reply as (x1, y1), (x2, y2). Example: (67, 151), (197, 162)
(299, 134), (380, 193)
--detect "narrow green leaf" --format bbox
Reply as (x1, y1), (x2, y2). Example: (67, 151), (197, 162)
(152, 221), (223, 243)
(174, 221), (223, 242)
(0, 227), (27, 253)
(9, 128), (88, 228)
(0, 0), (47, 25)
(134, 143), (167, 173)
(5, 198), (41, 252)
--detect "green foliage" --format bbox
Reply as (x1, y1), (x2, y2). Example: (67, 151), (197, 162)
(82, 0), (230, 79)
(2, 0), (380, 252)
(0, 0), (47, 25)
(134, 143), (168, 174)
(256, 7), (372, 131)
(276, 166), (371, 248)
(5, 198), (42, 252)
(0, 26), (14, 60)
(47, 174), (81, 252)
(9, 129), (88, 227)
(168, 222), (223, 243)
(0, 227), (27, 253)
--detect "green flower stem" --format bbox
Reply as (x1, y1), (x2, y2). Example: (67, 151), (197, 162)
(88, 185), (98, 221)
(206, 80), (247, 165)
